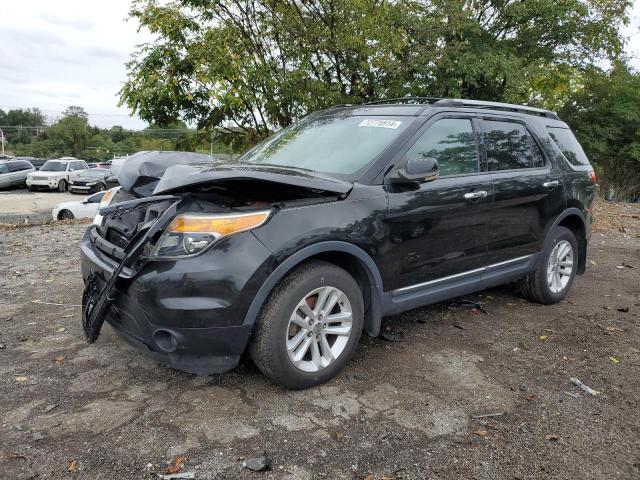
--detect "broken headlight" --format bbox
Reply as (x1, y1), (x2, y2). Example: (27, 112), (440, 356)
(93, 187), (121, 226)
(151, 210), (271, 259)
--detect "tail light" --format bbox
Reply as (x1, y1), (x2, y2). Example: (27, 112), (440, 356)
(587, 169), (598, 184)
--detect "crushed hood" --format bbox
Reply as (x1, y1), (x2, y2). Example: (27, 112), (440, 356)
(152, 163), (353, 196)
(117, 151), (216, 197)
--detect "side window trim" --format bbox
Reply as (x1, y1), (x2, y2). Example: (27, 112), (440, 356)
(479, 116), (550, 172)
(385, 112), (487, 180)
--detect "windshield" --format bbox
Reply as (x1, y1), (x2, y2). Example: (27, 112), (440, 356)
(41, 161), (67, 172)
(240, 115), (412, 177)
(78, 169), (105, 178)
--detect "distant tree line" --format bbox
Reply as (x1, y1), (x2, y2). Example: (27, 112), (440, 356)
(0, 106), (232, 161)
(119, 0), (639, 201)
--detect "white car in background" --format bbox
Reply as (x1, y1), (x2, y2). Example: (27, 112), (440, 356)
(27, 157), (89, 192)
(52, 191), (104, 220)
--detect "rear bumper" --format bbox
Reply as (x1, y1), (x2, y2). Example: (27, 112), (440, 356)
(80, 225), (274, 374)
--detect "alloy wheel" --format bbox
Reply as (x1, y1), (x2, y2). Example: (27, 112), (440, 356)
(285, 286), (353, 373)
(546, 240), (573, 293)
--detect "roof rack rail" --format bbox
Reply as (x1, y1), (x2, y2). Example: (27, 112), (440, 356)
(365, 97), (442, 105)
(433, 98), (559, 119)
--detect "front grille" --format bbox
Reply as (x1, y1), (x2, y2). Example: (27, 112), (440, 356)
(73, 181), (87, 186)
(31, 176), (46, 181)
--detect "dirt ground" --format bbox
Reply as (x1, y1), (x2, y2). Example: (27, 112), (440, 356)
(0, 201), (639, 480)
(0, 188), (84, 225)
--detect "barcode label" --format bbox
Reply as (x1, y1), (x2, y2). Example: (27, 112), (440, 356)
(358, 119), (402, 129)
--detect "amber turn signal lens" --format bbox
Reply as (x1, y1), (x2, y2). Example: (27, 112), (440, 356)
(167, 211), (271, 235)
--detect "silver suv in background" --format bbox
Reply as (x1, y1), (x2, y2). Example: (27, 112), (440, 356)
(26, 157), (89, 192)
(0, 159), (35, 189)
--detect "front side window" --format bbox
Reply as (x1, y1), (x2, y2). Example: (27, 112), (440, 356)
(240, 115), (412, 177)
(86, 192), (104, 203)
(403, 118), (479, 176)
(546, 127), (590, 166)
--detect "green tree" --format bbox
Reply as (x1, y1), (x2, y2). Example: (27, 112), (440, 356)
(62, 106), (89, 120)
(120, 0), (630, 146)
(48, 107), (91, 157)
(560, 62), (640, 201)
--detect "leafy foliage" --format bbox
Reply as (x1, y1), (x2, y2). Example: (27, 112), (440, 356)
(0, 107), (231, 160)
(120, 0), (630, 144)
(560, 62), (640, 201)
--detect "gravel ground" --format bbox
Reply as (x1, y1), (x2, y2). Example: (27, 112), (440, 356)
(0, 202), (639, 480)
(0, 188), (82, 225)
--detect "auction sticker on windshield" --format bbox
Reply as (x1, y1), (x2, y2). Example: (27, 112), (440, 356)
(358, 119), (402, 129)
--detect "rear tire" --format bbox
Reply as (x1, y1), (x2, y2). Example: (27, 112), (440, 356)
(519, 226), (578, 304)
(57, 180), (67, 192)
(250, 260), (364, 389)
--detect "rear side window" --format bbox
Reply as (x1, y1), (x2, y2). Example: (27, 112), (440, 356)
(12, 161), (32, 171)
(0, 163), (9, 174)
(483, 120), (545, 171)
(546, 127), (590, 166)
(404, 118), (479, 176)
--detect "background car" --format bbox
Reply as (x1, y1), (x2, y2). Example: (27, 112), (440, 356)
(26, 157), (89, 192)
(0, 159), (35, 188)
(16, 156), (47, 170)
(69, 169), (118, 194)
(52, 191), (104, 220)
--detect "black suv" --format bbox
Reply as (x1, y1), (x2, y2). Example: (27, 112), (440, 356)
(80, 98), (597, 389)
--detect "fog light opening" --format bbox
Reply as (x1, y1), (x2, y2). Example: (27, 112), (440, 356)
(153, 330), (178, 353)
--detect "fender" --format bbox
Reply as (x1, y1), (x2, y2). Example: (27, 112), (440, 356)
(243, 241), (384, 336)
(542, 207), (588, 274)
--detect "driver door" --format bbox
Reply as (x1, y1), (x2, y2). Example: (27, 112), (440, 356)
(382, 114), (494, 293)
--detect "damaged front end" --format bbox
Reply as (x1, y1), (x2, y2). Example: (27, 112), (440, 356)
(80, 154), (352, 374)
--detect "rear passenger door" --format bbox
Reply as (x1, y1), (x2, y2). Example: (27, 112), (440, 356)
(481, 116), (565, 264)
(384, 114), (493, 291)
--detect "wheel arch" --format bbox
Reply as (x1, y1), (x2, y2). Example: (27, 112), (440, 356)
(243, 241), (384, 337)
(546, 208), (588, 275)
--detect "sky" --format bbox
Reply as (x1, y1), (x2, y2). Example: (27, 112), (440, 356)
(0, 0), (639, 131)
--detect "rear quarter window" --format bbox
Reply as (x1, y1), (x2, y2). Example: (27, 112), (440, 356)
(546, 127), (590, 166)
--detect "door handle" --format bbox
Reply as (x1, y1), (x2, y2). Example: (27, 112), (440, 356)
(543, 180), (560, 188)
(463, 190), (488, 200)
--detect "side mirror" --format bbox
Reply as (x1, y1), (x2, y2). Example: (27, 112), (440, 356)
(392, 157), (439, 184)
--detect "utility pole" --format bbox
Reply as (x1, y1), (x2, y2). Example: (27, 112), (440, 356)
(0, 128), (4, 156)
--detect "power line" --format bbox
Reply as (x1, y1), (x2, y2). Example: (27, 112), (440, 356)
(0, 125), (198, 133)
(0, 104), (139, 118)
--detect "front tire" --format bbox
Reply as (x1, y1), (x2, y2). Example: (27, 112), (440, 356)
(250, 260), (364, 389)
(58, 209), (74, 220)
(519, 226), (578, 304)
(57, 180), (67, 192)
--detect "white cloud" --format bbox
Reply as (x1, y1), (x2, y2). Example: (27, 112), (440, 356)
(0, 0), (151, 129)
